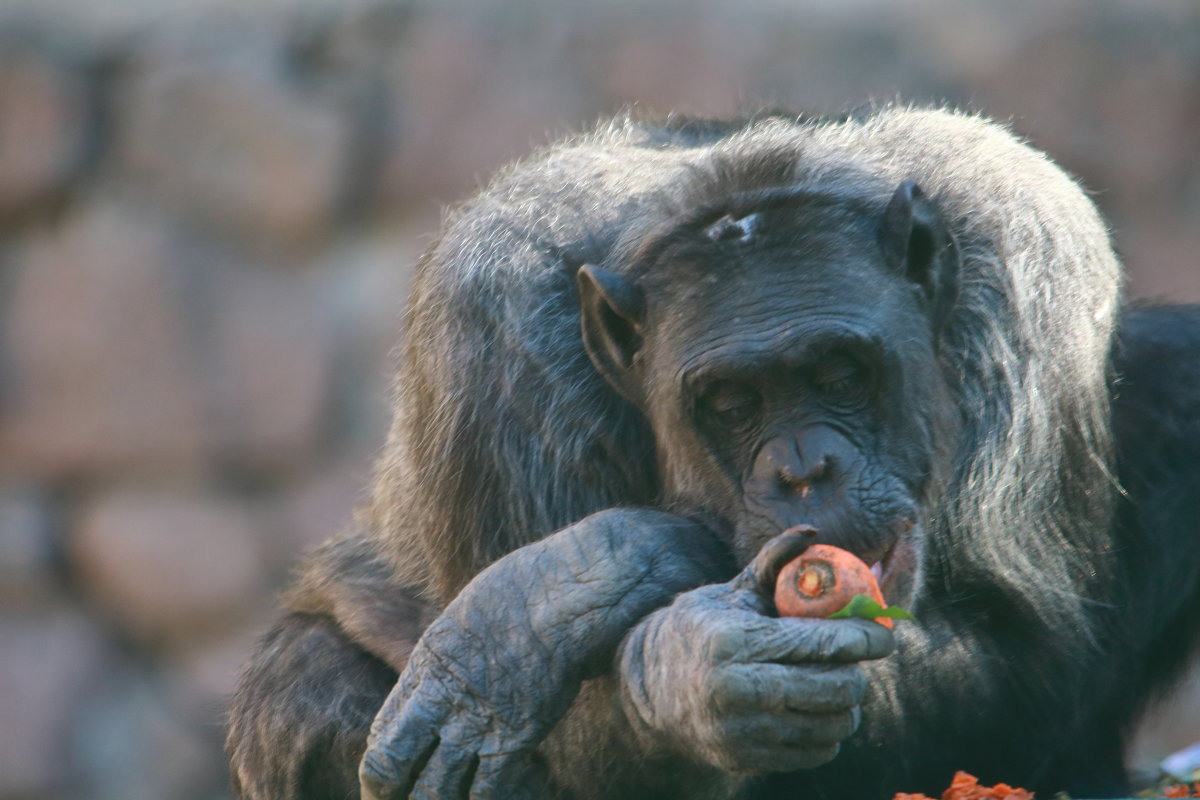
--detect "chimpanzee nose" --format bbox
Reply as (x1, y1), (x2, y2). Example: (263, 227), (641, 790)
(752, 436), (835, 500)
(778, 455), (832, 498)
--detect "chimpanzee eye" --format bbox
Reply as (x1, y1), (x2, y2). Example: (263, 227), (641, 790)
(814, 355), (870, 401)
(702, 381), (762, 428)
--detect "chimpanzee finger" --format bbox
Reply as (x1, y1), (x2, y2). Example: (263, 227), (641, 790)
(707, 615), (893, 664)
(767, 616), (894, 663)
(750, 526), (819, 594)
(727, 708), (859, 750)
(718, 713), (845, 773)
(727, 527), (817, 598)
(360, 730), (438, 800)
(408, 732), (481, 800)
(359, 703), (444, 800)
(710, 661), (867, 714)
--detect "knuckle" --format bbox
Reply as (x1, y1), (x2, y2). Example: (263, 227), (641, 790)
(841, 664), (869, 703)
(359, 752), (400, 798)
(844, 625), (875, 659)
(704, 626), (742, 662)
(700, 664), (730, 705)
(856, 619), (895, 658)
(857, 624), (881, 658)
(824, 708), (859, 741)
(708, 665), (762, 715)
(811, 624), (844, 657)
(825, 664), (867, 706)
(715, 716), (748, 748)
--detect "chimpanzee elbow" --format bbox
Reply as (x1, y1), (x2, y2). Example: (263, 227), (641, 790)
(226, 613), (396, 800)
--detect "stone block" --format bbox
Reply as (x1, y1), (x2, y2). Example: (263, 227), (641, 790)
(69, 489), (266, 643)
(373, 11), (591, 208)
(0, 201), (206, 478)
(199, 262), (334, 471)
(119, 39), (351, 246)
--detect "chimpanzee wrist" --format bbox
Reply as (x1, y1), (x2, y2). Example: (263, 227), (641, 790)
(528, 508), (733, 677)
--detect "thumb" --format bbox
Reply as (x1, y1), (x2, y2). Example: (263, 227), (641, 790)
(728, 526), (817, 600)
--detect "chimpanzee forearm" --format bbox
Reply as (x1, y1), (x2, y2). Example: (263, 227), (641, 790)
(227, 612), (399, 800)
(228, 532), (436, 800)
(281, 532), (436, 673)
(359, 508), (734, 799)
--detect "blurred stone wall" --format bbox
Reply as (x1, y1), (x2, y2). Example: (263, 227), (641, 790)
(0, 1), (1197, 798)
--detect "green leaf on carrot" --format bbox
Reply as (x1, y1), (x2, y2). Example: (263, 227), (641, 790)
(827, 594), (916, 622)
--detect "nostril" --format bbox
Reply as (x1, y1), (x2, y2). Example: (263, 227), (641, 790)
(778, 455), (833, 497)
(809, 455), (832, 482)
(777, 467), (806, 496)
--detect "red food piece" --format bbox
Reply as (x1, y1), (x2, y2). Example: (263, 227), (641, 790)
(890, 771), (1034, 800)
(890, 772), (1200, 800)
(943, 770), (1034, 800)
(774, 544), (893, 629)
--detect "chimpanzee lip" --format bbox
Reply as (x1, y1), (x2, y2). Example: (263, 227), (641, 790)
(868, 542), (897, 585)
(874, 534), (918, 603)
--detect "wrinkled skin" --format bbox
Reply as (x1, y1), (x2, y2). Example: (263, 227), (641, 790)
(361, 526), (893, 799)
(360, 509), (734, 799)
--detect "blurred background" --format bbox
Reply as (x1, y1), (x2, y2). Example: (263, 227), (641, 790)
(0, 1), (1197, 798)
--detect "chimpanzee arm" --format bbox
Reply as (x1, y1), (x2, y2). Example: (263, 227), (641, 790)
(228, 612), (399, 799)
(1112, 304), (1200, 695)
(359, 508), (733, 800)
(281, 533), (437, 673)
(227, 533), (431, 800)
(362, 526), (893, 800)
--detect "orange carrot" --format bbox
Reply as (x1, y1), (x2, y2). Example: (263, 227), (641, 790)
(774, 544), (893, 629)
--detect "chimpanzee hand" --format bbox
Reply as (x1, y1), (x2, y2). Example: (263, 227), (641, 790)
(359, 508), (731, 800)
(616, 531), (896, 774)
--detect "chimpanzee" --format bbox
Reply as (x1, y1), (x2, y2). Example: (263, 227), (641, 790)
(226, 106), (1200, 800)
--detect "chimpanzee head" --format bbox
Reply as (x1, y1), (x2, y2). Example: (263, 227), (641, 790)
(577, 180), (959, 607)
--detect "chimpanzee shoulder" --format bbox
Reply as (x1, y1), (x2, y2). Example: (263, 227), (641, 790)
(1113, 303), (1200, 492)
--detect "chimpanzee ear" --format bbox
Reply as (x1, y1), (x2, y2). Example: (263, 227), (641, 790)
(882, 180), (959, 333)
(577, 264), (646, 403)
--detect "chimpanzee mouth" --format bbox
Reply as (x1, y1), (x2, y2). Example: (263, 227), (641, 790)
(872, 530), (920, 605)
(870, 537), (899, 583)
(870, 558), (885, 584)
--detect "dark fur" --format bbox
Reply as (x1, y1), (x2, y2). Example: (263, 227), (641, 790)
(227, 107), (1200, 799)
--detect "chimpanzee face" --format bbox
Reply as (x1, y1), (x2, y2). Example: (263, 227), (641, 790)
(577, 182), (959, 606)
